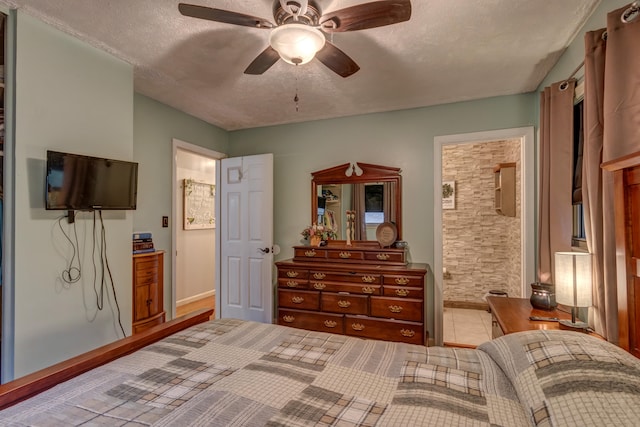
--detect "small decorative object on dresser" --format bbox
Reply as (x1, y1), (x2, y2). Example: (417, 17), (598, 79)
(529, 282), (557, 310)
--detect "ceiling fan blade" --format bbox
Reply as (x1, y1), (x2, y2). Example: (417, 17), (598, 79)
(178, 3), (274, 28)
(320, 0), (411, 32)
(315, 42), (360, 78)
(244, 47), (281, 75)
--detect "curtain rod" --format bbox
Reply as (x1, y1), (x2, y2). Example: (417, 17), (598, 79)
(565, 61), (584, 82)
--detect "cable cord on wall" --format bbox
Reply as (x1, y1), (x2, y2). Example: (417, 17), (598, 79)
(56, 212), (126, 338)
(57, 215), (81, 286)
(96, 211), (126, 337)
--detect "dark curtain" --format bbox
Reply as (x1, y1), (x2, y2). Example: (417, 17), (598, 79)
(538, 80), (576, 283)
(351, 184), (366, 240)
(583, 3), (640, 341)
(383, 182), (396, 225)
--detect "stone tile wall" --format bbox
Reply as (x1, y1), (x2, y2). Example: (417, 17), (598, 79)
(442, 139), (522, 304)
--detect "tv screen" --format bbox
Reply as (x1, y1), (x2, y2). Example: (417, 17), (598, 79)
(46, 150), (138, 211)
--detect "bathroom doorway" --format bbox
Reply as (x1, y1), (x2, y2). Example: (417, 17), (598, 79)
(433, 127), (536, 347)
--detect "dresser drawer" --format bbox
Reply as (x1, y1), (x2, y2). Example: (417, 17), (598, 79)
(277, 277), (309, 290)
(277, 268), (309, 280)
(383, 274), (424, 287)
(135, 259), (158, 272)
(278, 309), (344, 334)
(321, 293), (368, 315)
(310, 281), (381, 295)
(345, 316), (424, 345)
(382, 286), (423, 299)
(132, 312), (165, 335)
(310, 271), (381, 284)
(135, 269), (157, 286)
(327, 250), (365, 261)
(370, 296), (423, 321)
(278, 289), (320, 310)
(294, 247), (328, 260)
(363, 251), (405, 263)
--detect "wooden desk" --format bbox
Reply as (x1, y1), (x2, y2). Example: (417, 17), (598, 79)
(486, 297), (600, 339)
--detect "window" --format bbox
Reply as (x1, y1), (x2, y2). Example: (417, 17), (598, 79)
(572, 95), (587, 249)
(364, 184), (384, 224)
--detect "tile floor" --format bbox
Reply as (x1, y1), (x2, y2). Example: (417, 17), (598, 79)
(443, 307), (493, 347)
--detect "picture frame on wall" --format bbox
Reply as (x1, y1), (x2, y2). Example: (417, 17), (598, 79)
(183, 179), (216, 229)
(442, 181), (456, 210)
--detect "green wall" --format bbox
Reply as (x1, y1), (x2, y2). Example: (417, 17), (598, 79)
(10, 11), (134, 379)
(133, 93), (228, 316)
(229, 93), (537, 337)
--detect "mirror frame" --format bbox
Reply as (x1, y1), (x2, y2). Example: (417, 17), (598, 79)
(311, 162), (402, 241)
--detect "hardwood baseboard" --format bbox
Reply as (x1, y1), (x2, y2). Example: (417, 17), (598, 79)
(443, 301), (489, 311)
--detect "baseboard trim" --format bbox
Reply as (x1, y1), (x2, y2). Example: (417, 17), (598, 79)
(177, 290), (215, 307)
(443, 301), (489, 311)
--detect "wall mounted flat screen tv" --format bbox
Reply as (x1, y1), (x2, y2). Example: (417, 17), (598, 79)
(46, 150), (138, 211)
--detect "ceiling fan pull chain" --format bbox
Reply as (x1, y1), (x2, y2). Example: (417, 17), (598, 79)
(294, 65), (300, 112)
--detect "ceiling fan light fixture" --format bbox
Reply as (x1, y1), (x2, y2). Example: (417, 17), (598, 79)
(269, 23), (325, 65)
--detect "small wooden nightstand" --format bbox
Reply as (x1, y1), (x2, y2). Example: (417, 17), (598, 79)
(487, 297), (601, 339)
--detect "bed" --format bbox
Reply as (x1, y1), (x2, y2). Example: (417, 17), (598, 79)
(0, 310), (638, 426)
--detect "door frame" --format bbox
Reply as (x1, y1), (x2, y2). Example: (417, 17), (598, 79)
(432, 127), (536, 346)
(171, 138), (225, 319)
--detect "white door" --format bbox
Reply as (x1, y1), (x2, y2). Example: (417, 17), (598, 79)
(216, 154), (274, 322)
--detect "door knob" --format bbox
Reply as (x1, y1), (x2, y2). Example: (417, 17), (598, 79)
(258, 247), (270, 254)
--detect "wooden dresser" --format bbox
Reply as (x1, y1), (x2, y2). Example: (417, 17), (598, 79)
(275, 243), (429, 345)
(132, 251), (165, 334)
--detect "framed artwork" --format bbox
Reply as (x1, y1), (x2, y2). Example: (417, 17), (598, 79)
(442, 181), (456, 210)
(183, 179), (216, 229)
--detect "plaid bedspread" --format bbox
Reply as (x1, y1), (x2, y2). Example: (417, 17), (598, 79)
(1, 319), (635, 426)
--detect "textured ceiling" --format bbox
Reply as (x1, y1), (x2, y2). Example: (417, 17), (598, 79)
(0, 0), (601, 130)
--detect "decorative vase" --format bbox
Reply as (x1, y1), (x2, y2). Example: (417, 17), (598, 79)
(310, 235), (322, 247)
(530, 282), (557, 310)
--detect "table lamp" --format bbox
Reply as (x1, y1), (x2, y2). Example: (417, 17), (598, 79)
(554, 252), (593, 331)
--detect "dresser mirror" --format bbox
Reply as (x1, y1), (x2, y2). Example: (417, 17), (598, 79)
(311, 162), (402, 242)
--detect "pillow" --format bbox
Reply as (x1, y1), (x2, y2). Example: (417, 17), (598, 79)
(478, 330), (640, 426)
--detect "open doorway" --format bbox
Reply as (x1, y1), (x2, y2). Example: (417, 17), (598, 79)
(433, 127), (535, 347)
(171, 139), (224, 319)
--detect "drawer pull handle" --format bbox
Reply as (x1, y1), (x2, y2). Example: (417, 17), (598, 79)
(291, 296), (304, 304)
(313, 273), (326, 279)
(400, 329), (415, 338)
(313, 282), (326, 290)
(338, 300), (351, 308)
(339, 252), (352, 259)
(324, 320), (337, 328)
(395, 289), (410, 297)
(286, 271), (299, 278)
(376, 253), (390, 260)
(286, 281), (299, 288)
(351, 323), (365, 331)
(362, 286), (375, 294)
(305, 250), (316, 257)
(389, 305), (403, 313)
(395, 277), (410, 285)
(282, 315), (295, 323)
(362, 276), (375, 283)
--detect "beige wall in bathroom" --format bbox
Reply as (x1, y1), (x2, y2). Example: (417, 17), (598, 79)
(442, 139), (521, 305)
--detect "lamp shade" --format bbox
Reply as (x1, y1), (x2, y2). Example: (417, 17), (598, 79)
(554, 252), (593, 308)
(269, 23), (325, 65)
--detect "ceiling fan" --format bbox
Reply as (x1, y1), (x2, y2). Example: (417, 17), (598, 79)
(178, 0), (412, 78)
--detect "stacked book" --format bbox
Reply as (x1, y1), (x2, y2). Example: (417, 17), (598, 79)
(133, 232), (155, 254)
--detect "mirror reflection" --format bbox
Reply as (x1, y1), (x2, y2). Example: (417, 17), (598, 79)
(317, 183), (397, 240)
(311, 162), (402, 242)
